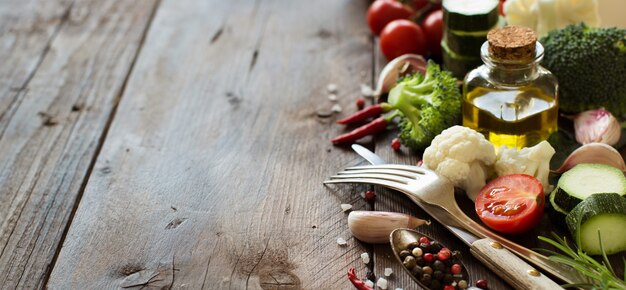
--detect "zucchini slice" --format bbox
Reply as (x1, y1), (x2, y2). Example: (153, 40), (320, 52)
(554, 164), (626, 212)
(443, 0), (499, 31)
(566, 193), (626, 255)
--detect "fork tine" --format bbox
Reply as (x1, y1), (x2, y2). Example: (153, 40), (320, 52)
(345, 164), (426, 174)
(337, 168), (418, 179)
(323, 178), (408, 193)
(330, 173), (411, 184)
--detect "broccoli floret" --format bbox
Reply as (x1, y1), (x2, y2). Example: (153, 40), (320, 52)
(540, 23), (626, 115)
(387, 60), (462, 151)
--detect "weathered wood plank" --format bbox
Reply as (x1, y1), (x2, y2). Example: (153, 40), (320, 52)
(48, 0), (374, 288)
(0, 0), (158, 288)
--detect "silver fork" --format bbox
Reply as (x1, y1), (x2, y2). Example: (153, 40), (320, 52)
(324, 164), (581, 285)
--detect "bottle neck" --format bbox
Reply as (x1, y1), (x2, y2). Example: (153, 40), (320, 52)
(480, 41), (544, 86)
(483, 61), (539, 85)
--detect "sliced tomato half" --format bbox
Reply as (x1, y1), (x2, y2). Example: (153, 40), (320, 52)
(474, 174), (545, 234)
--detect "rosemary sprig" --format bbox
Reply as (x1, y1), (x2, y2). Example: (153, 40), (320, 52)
(537, 231), (626, 290)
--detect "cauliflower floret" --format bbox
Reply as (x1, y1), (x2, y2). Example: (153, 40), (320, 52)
(423, 126), (496, 201)
(504, 0), (600, 37)
(495, 141), (556, 192)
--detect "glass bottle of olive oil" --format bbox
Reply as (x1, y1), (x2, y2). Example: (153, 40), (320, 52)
(462, 26), (558, 149)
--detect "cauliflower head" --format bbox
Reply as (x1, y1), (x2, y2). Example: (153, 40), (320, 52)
(423, 126), (496, 201)
(504, 0), (600, 37)
(495, 141), (556, 192)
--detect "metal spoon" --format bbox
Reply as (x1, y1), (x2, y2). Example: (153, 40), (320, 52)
(390, 228), (470, 289)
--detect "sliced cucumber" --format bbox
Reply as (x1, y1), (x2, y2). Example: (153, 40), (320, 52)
(443, 0), (499, 31)
(554, 164), (626, 212)
(442, 40), (482, 79)
(566, 193), (626, 255)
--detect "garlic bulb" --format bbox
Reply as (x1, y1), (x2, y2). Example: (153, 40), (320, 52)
(553, 143), (626, 173)
(373, 54), (427, 100)
(348, 211), (429, 244)
(574, 108), (621, 146)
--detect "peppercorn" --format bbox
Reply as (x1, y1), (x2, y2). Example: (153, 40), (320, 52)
(422, 266), (433, 275)
(407, 241), (420, 250)
(420, 274), (432, 286)
(423, 253), (434, 263)
(432, 260), (445, 271)
(430, 240), (442, 252)
(399, 250), (411, 259)
(403, 256), (417, 269)
(391, 138), (401, 150)
(443, 273), (454, 284)
(433, 270), (444, 281)
(411, 247), (423, 257)
(451, 263), (462, 275)
(476, 279), (488, 289)
(458, 280), (468, 289)
(364, 190), (376, 202)
(411, 265), (423, 277)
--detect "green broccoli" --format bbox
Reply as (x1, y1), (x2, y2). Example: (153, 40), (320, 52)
(387, 60), (462, 151)
(540, 23), (626, 115)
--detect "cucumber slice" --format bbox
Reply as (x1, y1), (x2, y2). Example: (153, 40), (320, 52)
(554, 164), (626, 212)
(566, 193), (626, 255)
(443, 0), (499, 31)
(442, 40), (482, 79)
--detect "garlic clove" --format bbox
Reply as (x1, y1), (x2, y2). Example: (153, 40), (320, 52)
(574, 108), (621, 146)
(373, 54), (427, 100)
(553, 142), (626, 174)
(348, 211), (429, 244)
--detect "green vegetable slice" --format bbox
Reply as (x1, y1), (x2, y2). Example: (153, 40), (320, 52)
(554, 164), (626, 212)
(565, 193), (626, 255)
(443, 0), (499, 31)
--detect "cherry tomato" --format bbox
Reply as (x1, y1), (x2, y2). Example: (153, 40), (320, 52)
(474, 174), (545, 234)
(379, 19), (427, 60)
(422, 9), (443, 57)
(367, 0), (413, 36)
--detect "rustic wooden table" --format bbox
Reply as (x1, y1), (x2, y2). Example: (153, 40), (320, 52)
(1, 0), (624, 289)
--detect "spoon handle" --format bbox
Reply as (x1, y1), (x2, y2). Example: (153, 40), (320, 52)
(470, 238), (562, 290)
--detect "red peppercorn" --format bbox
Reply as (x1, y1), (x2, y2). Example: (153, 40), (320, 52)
(443, 286), (455, 290)
(451, 263), (462, 274)
(423, 253), (434, 263)
(437, 248), (451, 261)
(476, 279), (488, 289)
(355, 97), (366, 110)
(391, 138), (401, 150)
(364, 190), (376, 203)
(418, 236), (430, 244)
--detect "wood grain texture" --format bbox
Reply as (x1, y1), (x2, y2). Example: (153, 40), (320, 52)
(0, 0), (158, 288)
(49, 0), (375, 288)
(471, 238), (561, 290)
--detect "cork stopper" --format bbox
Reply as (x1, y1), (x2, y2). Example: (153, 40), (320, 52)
(487, 25), (537, 61)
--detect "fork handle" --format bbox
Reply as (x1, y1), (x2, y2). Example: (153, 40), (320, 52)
(470, 238), (562, 290)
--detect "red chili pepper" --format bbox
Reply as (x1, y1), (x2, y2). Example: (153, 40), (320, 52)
(331, 117), (388, 144)
(347, 268), (374, 290)
(336, 104), (385, 125)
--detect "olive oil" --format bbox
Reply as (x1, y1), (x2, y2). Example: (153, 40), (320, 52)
(462, 26), (559, 149)
(463, 86), (557, 149)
